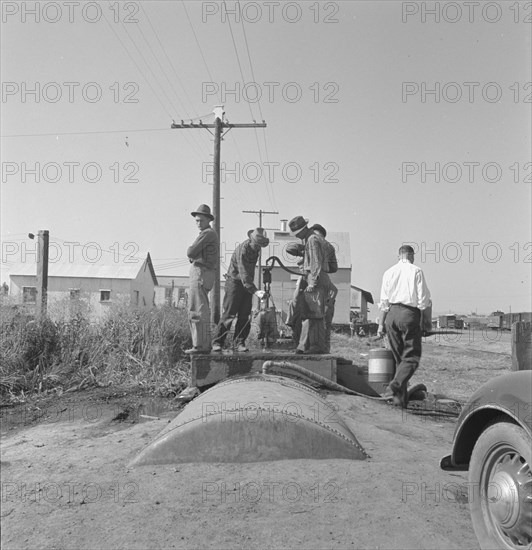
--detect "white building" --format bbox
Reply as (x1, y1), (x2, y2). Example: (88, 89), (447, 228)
(9, 254), (158, 320)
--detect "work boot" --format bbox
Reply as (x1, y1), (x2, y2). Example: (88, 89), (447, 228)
(212, 343), (222, 352)
(236, 344), (249, 352)
(382, 381), (401, 402)
(381, 389), (395, 401)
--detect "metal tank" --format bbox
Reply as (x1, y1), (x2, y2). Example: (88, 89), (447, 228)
(129, 374), (368, 465)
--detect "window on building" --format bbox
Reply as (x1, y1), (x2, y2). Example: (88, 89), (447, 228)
(134, 290), (139, 305)
(100, 290), (111, 302)
(70, 288), (80, 300)
(23, 286), (37, 303)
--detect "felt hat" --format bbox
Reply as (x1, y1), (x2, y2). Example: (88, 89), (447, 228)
(191, 204), (214, 221)
(288, 215), (308, 236)
(247, 228), (269, 247)
(310, 224), (327, 238)
(285, 242), (305, 257)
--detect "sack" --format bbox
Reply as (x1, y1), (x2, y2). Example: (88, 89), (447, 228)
(302, 286), (325, 319)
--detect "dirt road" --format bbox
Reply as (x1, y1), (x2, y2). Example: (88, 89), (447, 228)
(0, 333), (513, 550)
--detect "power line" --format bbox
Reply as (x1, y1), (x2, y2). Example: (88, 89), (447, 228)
(118, 19), (180, 119)
(1, 127), (171, 139)
(237, 0), (275, 209)
(141, 2), (203, 119)
(131, 10), (210, 157)
(181, 1), (221, 103)
(179, 1), (259, 210)
(103, 7), (206, 160)
(101, 8), (173, 120)
(222, 0), (275, 210)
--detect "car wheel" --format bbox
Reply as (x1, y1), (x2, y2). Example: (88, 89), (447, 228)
(469, 421), (532, 550)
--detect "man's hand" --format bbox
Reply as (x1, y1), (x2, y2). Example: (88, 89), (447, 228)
(305, 284), (316, 293)
(255, 290), (266, 300)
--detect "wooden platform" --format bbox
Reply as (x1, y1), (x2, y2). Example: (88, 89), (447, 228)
(191, 352), (337, 388)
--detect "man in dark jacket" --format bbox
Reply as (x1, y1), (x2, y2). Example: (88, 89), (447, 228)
(310, 224), (338, 353)
(185, 204), (218, 354)
(289, 216), (328, 354)
(212, 228), (269, 352)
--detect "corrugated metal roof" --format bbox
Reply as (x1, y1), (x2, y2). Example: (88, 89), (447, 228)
(10, 260), (146, 280)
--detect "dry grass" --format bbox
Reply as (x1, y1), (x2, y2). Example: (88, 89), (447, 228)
(0, 304), (192, 400)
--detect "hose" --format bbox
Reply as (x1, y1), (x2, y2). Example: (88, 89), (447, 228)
(262, 360), (387, 400)
(261, 360), (461, 416)
(264, 256), (303, 276)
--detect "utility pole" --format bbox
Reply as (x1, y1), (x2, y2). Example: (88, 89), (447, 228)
(242, 209), (278, 291)
(30, 230), (49, 319)
(171, 106), (266, 325)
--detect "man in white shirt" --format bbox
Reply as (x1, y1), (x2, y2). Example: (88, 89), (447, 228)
(377, 245), (431, 407)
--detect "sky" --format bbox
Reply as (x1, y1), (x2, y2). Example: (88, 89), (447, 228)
(1, 0), (531, 318)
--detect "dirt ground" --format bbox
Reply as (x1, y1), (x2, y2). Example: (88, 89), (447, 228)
(0, 329), (514, 550)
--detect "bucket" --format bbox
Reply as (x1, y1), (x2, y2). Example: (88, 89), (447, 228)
(368, 348), (395, 384)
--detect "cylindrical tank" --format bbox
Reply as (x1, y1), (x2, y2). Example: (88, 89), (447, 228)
(129, 374), (368, 465)
(368, 348), (395, 384)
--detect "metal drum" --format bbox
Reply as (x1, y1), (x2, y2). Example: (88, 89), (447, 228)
(129, 374), (367, 465)
(368, 349), (395, 384)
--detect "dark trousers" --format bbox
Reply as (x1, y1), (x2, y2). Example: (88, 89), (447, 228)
(296, 275), (327, 353)
(385, 304), (422, 395)
(213, 278), (253, 346)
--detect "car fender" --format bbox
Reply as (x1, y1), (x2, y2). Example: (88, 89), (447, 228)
(441, 371), (532, 471)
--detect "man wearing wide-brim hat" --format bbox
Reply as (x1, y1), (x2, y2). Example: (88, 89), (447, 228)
(288, 215), (329, 354)
(212, 228), (268, 352)
(185, 204), (219, 354)
(310, 223), (338, 353)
